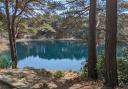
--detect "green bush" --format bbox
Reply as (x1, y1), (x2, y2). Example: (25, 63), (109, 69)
(54, 71), (65, 78)
(42, 83), (49, 89)
(96, 55), (105, 79)
(0, 55), (11, 68)
(118, 48), (128, 85)
(42, 23), (56, 32)
(81, 48), (128, 85)
(80, 63), (88, 79)
(27, 28), (38, 34)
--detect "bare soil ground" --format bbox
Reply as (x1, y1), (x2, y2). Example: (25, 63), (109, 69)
(0, 68), (127, 89)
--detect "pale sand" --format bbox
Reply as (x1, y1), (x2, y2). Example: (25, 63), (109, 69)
(0, 43), (8, 52)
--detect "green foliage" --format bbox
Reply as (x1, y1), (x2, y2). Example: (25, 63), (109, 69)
(41, 23), (56, 32)
(54, 71), (65, 78)
(96, 55), (105, 79)
(0, 54), (11, 68)
(5, 71), (13, 75)
(27, 28), (38, 34)
(80, 63), (88, 79)
(123, 48), (128, 59)
(81, 48), (128, 85)
(18, 72), (26, 79)
(118, 48), (128, 85)
(96, 48), (128, 85)
(42, 83), (49, 89)
(0, 21), (4, 32)
(18, 23), (28, 33)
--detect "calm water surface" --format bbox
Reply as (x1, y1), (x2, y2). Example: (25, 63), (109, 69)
(16, 41), (88, 71)
(1, 40), (128, 71)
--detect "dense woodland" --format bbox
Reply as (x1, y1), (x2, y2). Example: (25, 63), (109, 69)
(0, 0), (128, 41)
(0, 0), (128, 89)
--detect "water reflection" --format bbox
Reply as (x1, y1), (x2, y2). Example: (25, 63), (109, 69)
(0, 41), (127, 70)
(16, 40), (90, 70)
(16, 41), (89, 60)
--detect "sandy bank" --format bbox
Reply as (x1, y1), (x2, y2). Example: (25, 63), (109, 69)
(0, 43), (8, 53)
(16, 38), (85, 42)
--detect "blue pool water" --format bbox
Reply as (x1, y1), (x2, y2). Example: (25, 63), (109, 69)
(1, 40), (128, 71)
(16, 40), (88, 71)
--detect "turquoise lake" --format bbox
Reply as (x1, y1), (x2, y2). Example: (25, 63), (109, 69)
(1, 40), (128, 71)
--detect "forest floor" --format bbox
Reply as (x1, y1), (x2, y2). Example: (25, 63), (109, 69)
(0, 67), (101, 89)
(0, 67), (127, 89)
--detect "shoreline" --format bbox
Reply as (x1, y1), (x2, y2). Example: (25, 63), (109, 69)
(16, 38), (85, 42)
(0, 38), (127, 53)
(0, 38), (85, 53)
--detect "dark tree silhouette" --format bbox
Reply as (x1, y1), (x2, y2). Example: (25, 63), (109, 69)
(104, 0), (118, 87)
(88, 0), (98, 80)
(5, 0), (17, 68)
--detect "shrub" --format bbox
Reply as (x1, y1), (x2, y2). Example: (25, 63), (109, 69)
(80, 62), (88, 79)
(54, 71), (65, 78)
(0, 54), (11, 68)
(118, 48), (128, 85)
(42, 83), (49, 89)
(96, 55), (105, 79)
(27, 28), (38, 34)
(81, 48), (128, 85)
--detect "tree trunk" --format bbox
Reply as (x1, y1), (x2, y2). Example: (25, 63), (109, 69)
(104, 0), (118, 87)
(8, 29), (17, 68)
(11, 11), (18, 69)
(5, 0), (17, 68)
(88, 0), (97, 80)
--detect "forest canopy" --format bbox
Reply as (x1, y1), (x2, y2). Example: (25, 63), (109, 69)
(0, 0), (128, 41)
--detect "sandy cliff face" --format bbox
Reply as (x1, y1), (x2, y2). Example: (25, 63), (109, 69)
(0, 42), (8, 53)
